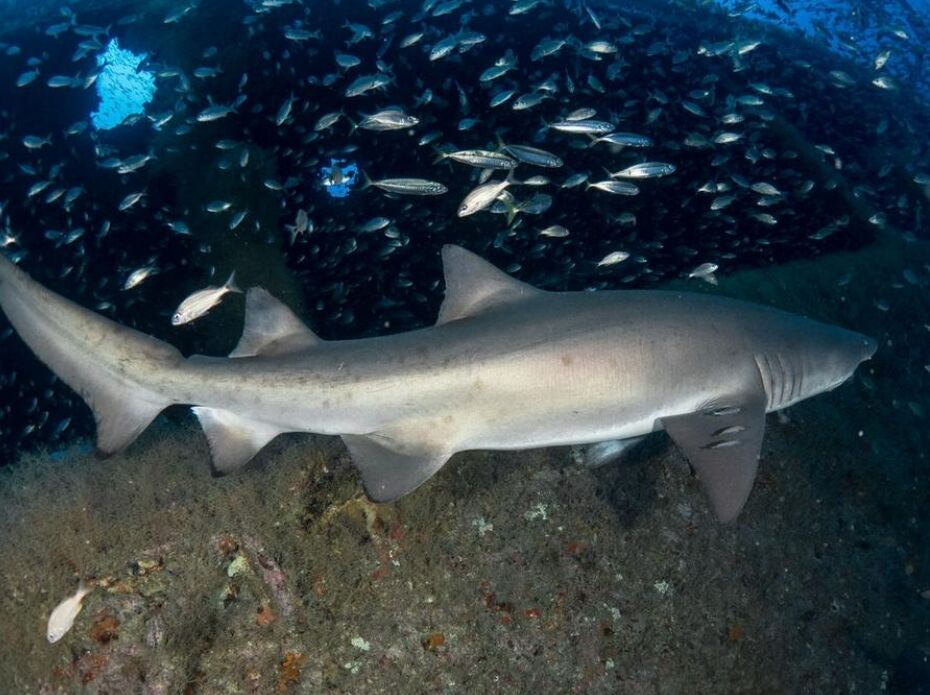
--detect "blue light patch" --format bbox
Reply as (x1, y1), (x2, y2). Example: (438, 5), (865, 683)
(320, 159), (359, 199)
(91, 38), (156, 130)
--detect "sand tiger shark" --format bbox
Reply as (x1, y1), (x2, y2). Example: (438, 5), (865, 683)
(0, 246), (876, 522)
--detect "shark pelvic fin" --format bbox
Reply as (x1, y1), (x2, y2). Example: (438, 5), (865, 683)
(436, 244), (542, 325)
(94, 394), (170, 456)
(192, 407), (284, 473)
(576, 436), (648, 468)
(342, 433), (452, 502)
(230, 287), (321, 358)
(661, 375), (767, 523)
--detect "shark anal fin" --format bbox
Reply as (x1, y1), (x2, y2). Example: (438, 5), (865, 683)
(230, 287), (321, 358)
(662, 383), (767, 523)
(342, 433), (452, 502)
(192, 407), (284, 473)
(436, 245), (542, 325)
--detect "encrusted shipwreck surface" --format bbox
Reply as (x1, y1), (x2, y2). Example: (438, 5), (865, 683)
(0, 238), (928, 694)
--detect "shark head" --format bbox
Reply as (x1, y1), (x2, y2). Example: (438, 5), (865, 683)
(809, 326), (877, 394)
(755, 320), (877, 413)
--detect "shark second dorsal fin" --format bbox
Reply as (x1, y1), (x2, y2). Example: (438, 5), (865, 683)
(230, 287), (321, 358)
(436, 245), (542, 325)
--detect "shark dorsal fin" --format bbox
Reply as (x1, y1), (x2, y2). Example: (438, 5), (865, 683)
(436, 244), (542, 325)
(230, 287), (321, 358)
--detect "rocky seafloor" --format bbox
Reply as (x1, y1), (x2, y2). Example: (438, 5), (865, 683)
(0, 234), (928, 694)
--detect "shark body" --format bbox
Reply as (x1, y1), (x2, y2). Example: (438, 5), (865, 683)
(0, 246), (876, 521)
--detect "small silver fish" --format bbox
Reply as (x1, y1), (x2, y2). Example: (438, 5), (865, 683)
(548, 119), (614, 134)
(123, 265), (158, 290)
(688, 262), (719, 285)
(436, 149), (516, 170)
(587, 180), (640, 195)
(538, 225), (570, 238)
(596, 251), (630, 267)
(458, 178), (512, 217)
(172, 272), (241, 326)
(118, 191), (145, 211)
(365, 177), (448, 196)
(608, 162), (677, 179)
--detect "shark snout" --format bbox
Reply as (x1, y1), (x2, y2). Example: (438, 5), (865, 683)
(855, 335), (878, 363)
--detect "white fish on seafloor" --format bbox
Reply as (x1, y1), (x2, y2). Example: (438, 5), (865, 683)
(172, 272), (242, 326)
(47, 582), (93, 643)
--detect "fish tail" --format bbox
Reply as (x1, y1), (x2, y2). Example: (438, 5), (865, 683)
(503, 197), (518, 225)
(225, 271), (242, 294)
(431, 147), (448, 165)
(359, 169), (373, 190)
(0, 253), (183, 457)
(493, 131), (508, 153)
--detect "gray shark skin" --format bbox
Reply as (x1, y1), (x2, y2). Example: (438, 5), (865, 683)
(0, 246), (876, 522)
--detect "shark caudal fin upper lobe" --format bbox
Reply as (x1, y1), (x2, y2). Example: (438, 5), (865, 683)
(0, 253), (182, 455)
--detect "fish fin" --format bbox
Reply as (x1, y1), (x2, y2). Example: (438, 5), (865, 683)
(0, 253), (177, 457)
(230, 287), (321, 357)
(76, 581), (93, 600)
(436, 245), (542, 325)
(576, 436), (648, 468)
(431, 147), (449, 165)
(192, 407), (284, 474)
(342, 433), (452, 502)
(225, 271), (241, 293)
(661, 373), (767, 523)
(503, 196), (519, 226)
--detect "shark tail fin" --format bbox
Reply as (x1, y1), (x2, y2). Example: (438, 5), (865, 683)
(0, 253), (181, 456)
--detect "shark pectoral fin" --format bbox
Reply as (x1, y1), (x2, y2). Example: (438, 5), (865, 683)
(662, 390), (767, 523)
(436, 244), (543, 325)
(229, 287), (321, 358)
(342, 433), (452, 502)
(191, 407), (284, 474)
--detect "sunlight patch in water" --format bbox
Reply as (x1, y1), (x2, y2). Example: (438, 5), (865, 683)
(91, 38), (155, 130)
